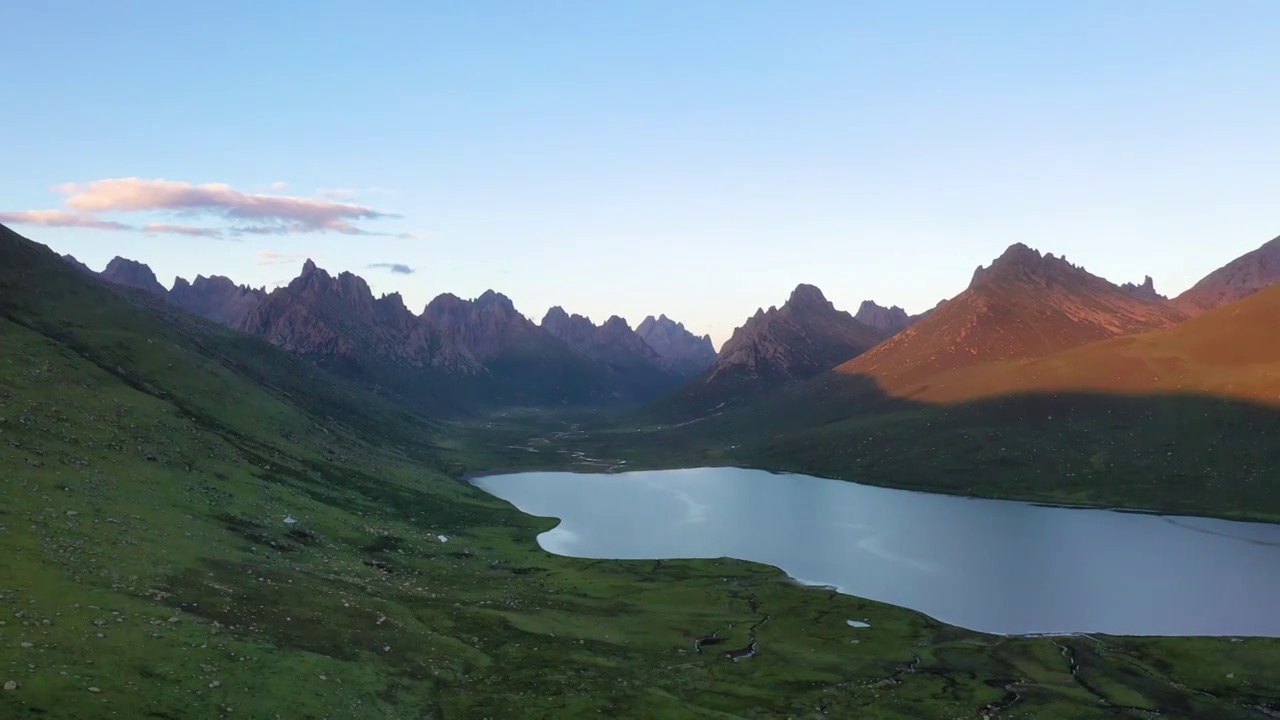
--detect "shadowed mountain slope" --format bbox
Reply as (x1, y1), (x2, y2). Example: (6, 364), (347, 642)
(169, 274), (268, 327)
(634, 313), (718, 378)
(99, 256), (169, 297)
(541, 307), (684, 396)
(671, 283), (888, 410)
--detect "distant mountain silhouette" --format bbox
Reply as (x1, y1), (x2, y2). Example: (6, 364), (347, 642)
(1171, 233), (1280, 315)
(170, 275), (268, 327)
(99, 256), (168, 297)
(634, 313), (717, 378)
(835, 243), (1189, 395)
(672, 283), (888, 409)
(67, 249), (686, 409)
(541, 308), (684, 396)
(236, 261), (660, 407)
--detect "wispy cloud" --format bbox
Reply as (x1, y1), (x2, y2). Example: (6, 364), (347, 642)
(233, 219), (370, 235)
(268, 181), (288, 190)
(318, 186), (395, 200)
(55, 177), (398, 235)
(0, 210), (226, 240)
(257, 251), (313, 266)
(142, 222), (223, 238)
(0, 209), (131, 231)
(367, 262), (416, 275)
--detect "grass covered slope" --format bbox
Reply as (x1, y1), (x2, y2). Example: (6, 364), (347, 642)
(3, 224), (1280, 719)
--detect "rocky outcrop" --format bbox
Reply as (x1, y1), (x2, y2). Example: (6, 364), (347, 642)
(1119, 276), (1165, 302)
(1171, 234), (1280, 315)
(635, 314), (718, 378)
(169, 275), (268, 327)
(854, 301), (913, 335)
(99, 257), (168, 297)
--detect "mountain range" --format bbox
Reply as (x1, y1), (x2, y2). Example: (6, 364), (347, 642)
(23, 225), (1280, 418)
(52, 249), (717, 410)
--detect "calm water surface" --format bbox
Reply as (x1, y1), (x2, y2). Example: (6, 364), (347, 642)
(472, 467), (1280, 636)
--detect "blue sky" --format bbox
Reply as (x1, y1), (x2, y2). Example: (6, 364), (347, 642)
(3, 1), (1279, 347)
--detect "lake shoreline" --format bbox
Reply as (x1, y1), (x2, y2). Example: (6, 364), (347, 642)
(465, 463), (1280, 527)
(472, 466), (1280, 638)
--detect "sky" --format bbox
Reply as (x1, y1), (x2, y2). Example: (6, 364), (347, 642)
(3, 1), (1280, 348)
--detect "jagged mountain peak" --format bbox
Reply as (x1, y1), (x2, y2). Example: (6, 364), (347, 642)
(169, 271), (268, 326)
(969, 243), (1083, 289)
(635, 313), (718, 379)
(376, 291), (408, 311)
(100, 256), (167, 296)
(424, 292), (465, 314)
(855, 300), (912, 333)
(785, 283), (833, 311)
(600, 315), (632, 332)
(541, 305), (596, 346)
(475, 289), (516, 313)
(680, 286), (887, 410)
(1119, 275), (1166, 302)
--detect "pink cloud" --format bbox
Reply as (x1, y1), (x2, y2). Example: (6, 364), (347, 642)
(57, 177), (397, 234)
(0, 209), (131, 231)
(269, 181), (288, 190)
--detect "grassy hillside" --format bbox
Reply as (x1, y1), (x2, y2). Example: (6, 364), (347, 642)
(3, 225), (1280, 718)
